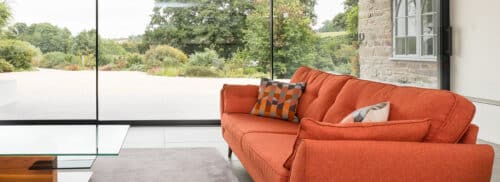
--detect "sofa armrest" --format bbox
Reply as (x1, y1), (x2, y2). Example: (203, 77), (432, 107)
(220, 84), (259, 116)
(290, 140), (494, 182)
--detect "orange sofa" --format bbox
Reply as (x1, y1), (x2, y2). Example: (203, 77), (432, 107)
(220, 67), (495, 182)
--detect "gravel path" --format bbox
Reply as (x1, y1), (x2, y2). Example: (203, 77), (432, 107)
(0, 69), (259, 120)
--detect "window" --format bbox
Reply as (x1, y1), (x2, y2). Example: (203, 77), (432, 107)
(393, 0), (439, 60)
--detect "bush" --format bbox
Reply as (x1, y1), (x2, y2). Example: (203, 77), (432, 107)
(0, 39), (40, 69)
(98, 54), (113, 66)
(188, 48), (225, 70)
(81, 54), (96, 68)
(184, 65), (220, 77)
(128, 64), (146, 71)
(39, 52), (78, 68)
(64, 64), (81, 71)
(125, 53), (143, 65)
(0, 59), (14, 72)
(144, 45), (188, 68)
(147, 66), (182, 77)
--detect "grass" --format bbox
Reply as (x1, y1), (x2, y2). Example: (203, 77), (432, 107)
(316, 31), (348, 38)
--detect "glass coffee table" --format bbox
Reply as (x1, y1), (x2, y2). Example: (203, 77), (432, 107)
(0, 124), (129, 181)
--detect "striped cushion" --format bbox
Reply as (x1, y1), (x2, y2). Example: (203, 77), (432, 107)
(250, 78), (305, 122)
(340, 102), (390, 123)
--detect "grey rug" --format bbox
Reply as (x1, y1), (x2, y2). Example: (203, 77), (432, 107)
(90, 148), (238, 182)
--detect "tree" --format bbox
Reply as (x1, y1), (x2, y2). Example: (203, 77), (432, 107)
(318, 12), (346, 32)
(346, 5), (358, 38)
(239, 0), (318, 78)
(14, 23), (73, 54)
(344, 0), (359, 10)
(7, 22), (28, 38)
(98, 39), (128, 66)
(73, 29), (97, 56)
(143, 0), (254, 58)
(0, 1), (10, 28)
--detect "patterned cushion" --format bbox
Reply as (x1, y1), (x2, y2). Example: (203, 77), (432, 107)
(250, 78), (305, 122)
(340, 102), (390, 123)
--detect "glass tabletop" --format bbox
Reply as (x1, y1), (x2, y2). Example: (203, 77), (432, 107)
(0, 124), (129, 169)
(0, 125), (129, 156)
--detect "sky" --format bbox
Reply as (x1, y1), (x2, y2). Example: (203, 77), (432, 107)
(6, 0), (344, 39)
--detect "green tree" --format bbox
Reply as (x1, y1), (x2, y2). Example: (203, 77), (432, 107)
(98, 39), (128, 66)
(6, 22), (28, 38)
(0, 1), (10, 28)
(73, 29), (96, 56)
(239, 0), (317, 78)
(344, 0), (359, 10)
(12, 23), (73, 54)
(273, 0), (318, 78)
(144, 0), (254, 58)
(346, 5), (358, 38)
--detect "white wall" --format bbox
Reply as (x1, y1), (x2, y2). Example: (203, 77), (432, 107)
(451, 0), (500, 144)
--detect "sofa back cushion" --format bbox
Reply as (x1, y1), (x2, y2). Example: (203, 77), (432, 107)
(290, 67), (353, 121)
(322, 79), (476, 143)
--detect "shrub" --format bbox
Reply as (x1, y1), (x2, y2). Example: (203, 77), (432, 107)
(81, 54), (96, 68)
(125, 53), (143, 65)
(99, 64), (115, 71)
(0, 59), (14, 72)
(144, 45), (188, 68)
(128, 64), (146, 71)
(188, 48), (225, 70)
(0, 39), (40, 69)
(98, 54), (113, 66)
(184, 65), (220, 77)
(147, 66), (182, 77)
(64, 64), (81, 71)
(113, 59), (128, 70)
(39, 52), (78, 68)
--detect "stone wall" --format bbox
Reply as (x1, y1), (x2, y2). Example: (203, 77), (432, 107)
(358, 0), (438, 88)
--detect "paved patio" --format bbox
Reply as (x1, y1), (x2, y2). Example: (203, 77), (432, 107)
(0, 69), (259, 120)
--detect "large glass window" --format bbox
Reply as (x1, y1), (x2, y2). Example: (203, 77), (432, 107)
(393, 0), (438, 60)
(0, 0), (96, 120)
(98, 0), (269, 120)
(1, 0), (445, 122)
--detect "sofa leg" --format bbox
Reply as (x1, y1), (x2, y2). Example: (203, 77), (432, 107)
(228, 147), (233, 159)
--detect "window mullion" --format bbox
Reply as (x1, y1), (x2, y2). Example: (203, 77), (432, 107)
(416, 0), (422, 57)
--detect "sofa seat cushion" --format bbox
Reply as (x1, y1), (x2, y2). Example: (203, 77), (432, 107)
(221, 113), (299, 145)
(241, 133), (296, 182)
(221, 113), (299, 137)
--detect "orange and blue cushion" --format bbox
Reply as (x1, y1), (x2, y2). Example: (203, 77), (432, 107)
(250, 78), (305, 122)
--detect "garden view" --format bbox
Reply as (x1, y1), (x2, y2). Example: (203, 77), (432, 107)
(0, 0), (359, 120)
(0, 0), (359, 78)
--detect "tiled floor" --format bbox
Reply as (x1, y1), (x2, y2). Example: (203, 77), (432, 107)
(123, 126), (252, 182)
(124, 126), (500, 182)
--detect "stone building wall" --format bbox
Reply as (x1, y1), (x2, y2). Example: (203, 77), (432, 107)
(358, 0), (438, 88)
